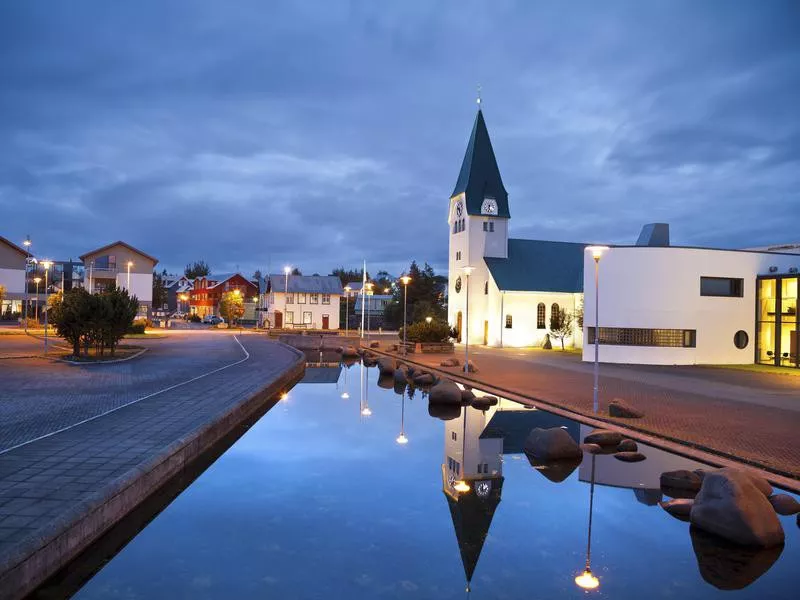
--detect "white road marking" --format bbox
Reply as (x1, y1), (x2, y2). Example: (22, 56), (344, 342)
(0, 336), (251, 456)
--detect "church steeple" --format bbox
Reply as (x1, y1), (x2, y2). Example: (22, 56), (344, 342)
(451, 108), (510, 218)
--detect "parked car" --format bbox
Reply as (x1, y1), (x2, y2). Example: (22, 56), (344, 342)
(171, 311), (187, 319)
(202, 315), (225, 325)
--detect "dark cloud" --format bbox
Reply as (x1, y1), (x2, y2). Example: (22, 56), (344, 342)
(0, 0), (798, 276)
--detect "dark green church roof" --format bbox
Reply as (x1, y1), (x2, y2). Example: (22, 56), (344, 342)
(451, 109), (510, 218)
(484, 239), (588, 293)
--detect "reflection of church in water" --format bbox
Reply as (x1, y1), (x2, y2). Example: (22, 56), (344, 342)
(440, 397), (578, 591)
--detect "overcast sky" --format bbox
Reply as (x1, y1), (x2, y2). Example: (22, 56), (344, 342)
(1, 1), (798, 277)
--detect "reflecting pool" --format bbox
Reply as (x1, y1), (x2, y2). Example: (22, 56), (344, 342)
(65, 360), (796, 599)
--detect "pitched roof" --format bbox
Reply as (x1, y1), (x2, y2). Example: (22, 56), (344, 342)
(266, 274), (344, 295)
(0, 236), (31, 258)
(451, 109), (510, 218)
(484, 239), (588, 293)
(79, 241), (158, 265)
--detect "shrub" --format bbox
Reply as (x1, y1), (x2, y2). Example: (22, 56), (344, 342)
(127, 319), (147, 334)
(399, 319), (451, 343)
(188, 314), (201, 323)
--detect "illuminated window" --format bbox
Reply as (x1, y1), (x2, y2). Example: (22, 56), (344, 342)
(303, 311), (312, 324)
(310, 293), (319, 304)
(297, 293), (307, 304)
(322, 294), (331, 305)
(587, 327), (696, 348)
(537, 303), (546, 329)
(505, 315), (513, 329)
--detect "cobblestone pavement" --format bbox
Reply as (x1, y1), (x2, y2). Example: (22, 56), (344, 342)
(379, 345), (800, 480)
(0, 335), (301, 572)
(0, 333), (246, 451)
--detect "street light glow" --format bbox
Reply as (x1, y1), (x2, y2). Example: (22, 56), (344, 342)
(425, 316), (432, 323)
(575, 569), (600, 590)
(361, 407), (372, 416)
(341, 392), (350, 399)
(586, 246), (609, 261)
(41, 260), (52, 269)
(462, 265), (475, 275)
(33, 277), (41, 284)
(396, 434), (408, 444)
(453, 480), (471, 493)
(399, 275), (411, 285)
(23, 236), (31, 247)
(284, 266), (291, 274)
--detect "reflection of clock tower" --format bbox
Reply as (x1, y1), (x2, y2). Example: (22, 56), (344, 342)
(448, 106), (510, 343)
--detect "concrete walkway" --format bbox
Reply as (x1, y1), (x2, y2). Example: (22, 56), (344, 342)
(0, 334), (304, 600)
(373, 344), (800, 482)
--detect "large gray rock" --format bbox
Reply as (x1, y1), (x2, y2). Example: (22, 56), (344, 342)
(440, 358), (460, 367)
(608, 398), (644, 418)
(660, 498), (694, 521)
(769, 494), (800, 516)
(527, 455), (582, 483)
(428, 401), (461, 421)
(429, 379), (462, 405)
(690, 468), (785, 548)
(661, 470), (703, 493)
(690, 526), (783, 591)
(377, 358), (395, 375)
(583, 429), (624, 446)
(523, 427), (583, 462)
(413, 372), (435, 386)
(460, 388), (475, 404)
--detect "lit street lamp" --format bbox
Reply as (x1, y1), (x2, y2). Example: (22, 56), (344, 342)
(41, 261), (52, 354)
(343, 285), (351, 336)
(425, 316), (432, 324)
(400, 275), (411, 355)
(125, 260), (133, 291)
(283, 266), (291, 329)
(365, 282), (374, 340)
(462, 266), (475, 373)
(586, 246), (609, 414)
(22, 235), (31, 331)
(33, 277), (41, 322)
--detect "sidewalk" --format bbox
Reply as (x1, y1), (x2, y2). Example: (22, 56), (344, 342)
(0, 336), (304, 600)
(372, 345), (800, 483)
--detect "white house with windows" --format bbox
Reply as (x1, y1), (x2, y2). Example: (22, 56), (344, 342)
(582, 239), (800, 367)
(0, 235), (30, 315)
(265, 274), (343, 330)
(447, 108), (585, 348)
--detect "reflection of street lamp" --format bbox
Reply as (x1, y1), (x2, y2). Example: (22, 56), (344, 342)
(360, 360), (371, 416)
(396, 391), (408, 444)
(42, 261), (52, 354)
(33, 277), (42, 322)
(400, 275), (411, 355)
(344, 286), (351, 336)
(585, 246), (609, 414)
(341, 362), (350, 399)
(462, 266), (475, 373)
(426, 316), (432, 324)
(453, 404), (470, 493)
(575, 454), (600, 591)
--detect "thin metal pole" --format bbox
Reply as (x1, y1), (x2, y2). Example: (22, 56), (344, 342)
(500, 291), (504, 348)
(464, 273), (470, 372)
(345, 294), (349, 336)
(23, 260), (29, 332)
(284, 272), (288, 329)
(127, 263), (131, 290)
(403, 282), (408, 355)
(593, 257), (599, 414)
(34, 280), (39, 322)
(586, 454), (596, 568)
(44, 267), (49, 355)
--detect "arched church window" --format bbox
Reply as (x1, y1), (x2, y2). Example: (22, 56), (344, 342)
(537, 303), (545, 329)
(551, 303), (560, 322)
(484, 281), (488, 295)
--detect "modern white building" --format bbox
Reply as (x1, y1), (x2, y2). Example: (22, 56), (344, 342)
(447, 108), (586, 348)
(0, 236), (30, 316)
(266, 274), (343, 330)
(582, 229), (800, 368)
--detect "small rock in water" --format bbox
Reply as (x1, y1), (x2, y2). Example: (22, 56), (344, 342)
(660, 469), (703, 492)
(583, 429), (623, 446)
(614, 451), (646, 462)
(608, 398), (644, 418)
(769, 494), (800, 516)
(524, 427), (583, 462)
(617, 439), (638, 452)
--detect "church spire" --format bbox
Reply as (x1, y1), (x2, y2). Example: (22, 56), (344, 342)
(450, 103), (509, 218)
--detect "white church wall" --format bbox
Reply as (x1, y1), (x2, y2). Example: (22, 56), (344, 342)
(581, 246), (799, 365)
(494, 290), (580, 348)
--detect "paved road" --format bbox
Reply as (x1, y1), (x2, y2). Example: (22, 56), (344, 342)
(0, 332), (251, 451)
(0, 334), (303, 596)
(382, 344), (800, 480)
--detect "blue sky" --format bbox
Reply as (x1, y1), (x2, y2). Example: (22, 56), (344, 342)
(1, 1), (798, 276)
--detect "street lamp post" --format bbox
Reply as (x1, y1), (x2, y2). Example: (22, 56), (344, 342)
(22, 235), (31, 331)
(462, 266), (475, 373)
(343, 286), (351, 336)
(400, 275), (411, 355)
(283, 266), (291, 330)
(365, 282), (374, 340)
(42, 261), (52, 354)
(586, 246), (609, 414)
(126, 261), (133, 291)
(33, 277), (41, 322)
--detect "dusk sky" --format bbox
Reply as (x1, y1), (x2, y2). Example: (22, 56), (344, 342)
(1, 1), (798, 277)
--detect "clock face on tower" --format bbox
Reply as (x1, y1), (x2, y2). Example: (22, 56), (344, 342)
(481, 198), (498, 216)
(455, 201), (464, 218)
(476, 480), (491, 498)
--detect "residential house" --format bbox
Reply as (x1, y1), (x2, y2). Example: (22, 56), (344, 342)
(189, 273), (259, 319)
(266, 274), (343, 329)
(0, 236), (31, 317)
(164, 274), (193, 314)
(80, 241), (158, 318)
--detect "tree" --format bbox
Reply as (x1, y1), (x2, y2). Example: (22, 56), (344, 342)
(185, 261), (210, 279)
(152, 271), (168, 309)
(549, 308), (574, 351)
(575, 300), (584, 329)
(219, 290), (244, 326)
(382, 261), (446, 329)
(103, 286), (139, 356)
(291, 267), (302, 276)
(331, 266), (368, 287)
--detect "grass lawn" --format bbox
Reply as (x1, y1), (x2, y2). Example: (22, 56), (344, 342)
(59, 345), (145, 362)
(0, 328), (53, 336)
(123, 331), (168, 339)
(706, 363), (800, 377)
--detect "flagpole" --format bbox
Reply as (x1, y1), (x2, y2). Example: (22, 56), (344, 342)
(360, 260), (366, 339)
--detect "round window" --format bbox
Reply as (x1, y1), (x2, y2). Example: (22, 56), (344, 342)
(454, 277), (462, 293)
(734, 330), (748, 349)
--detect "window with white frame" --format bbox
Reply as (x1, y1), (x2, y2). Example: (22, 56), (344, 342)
(303, 311), (312, 324)
(285, 311), (294, 324)
(297, 293), (307, 304)
(310, 293), (319, 304)
(322, 294), (331, 305)
(286, 293), (294, 304)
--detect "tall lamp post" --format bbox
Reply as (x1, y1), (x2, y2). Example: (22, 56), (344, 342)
(364, 282), (374, 340)
(586, 247), (609, 414)
(42, 261), (52, 354)
(22, 235), (31, 331)
(462, 266), (475, 373)
(343, 286), (351, 335)
(126, 261), (133, 291)
(283, 266), (291, 329)
(400, 275), (411, 355)
(33, 277), (42, 322)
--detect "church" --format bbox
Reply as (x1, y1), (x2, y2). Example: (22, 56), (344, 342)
(447, 105), (586, 348)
